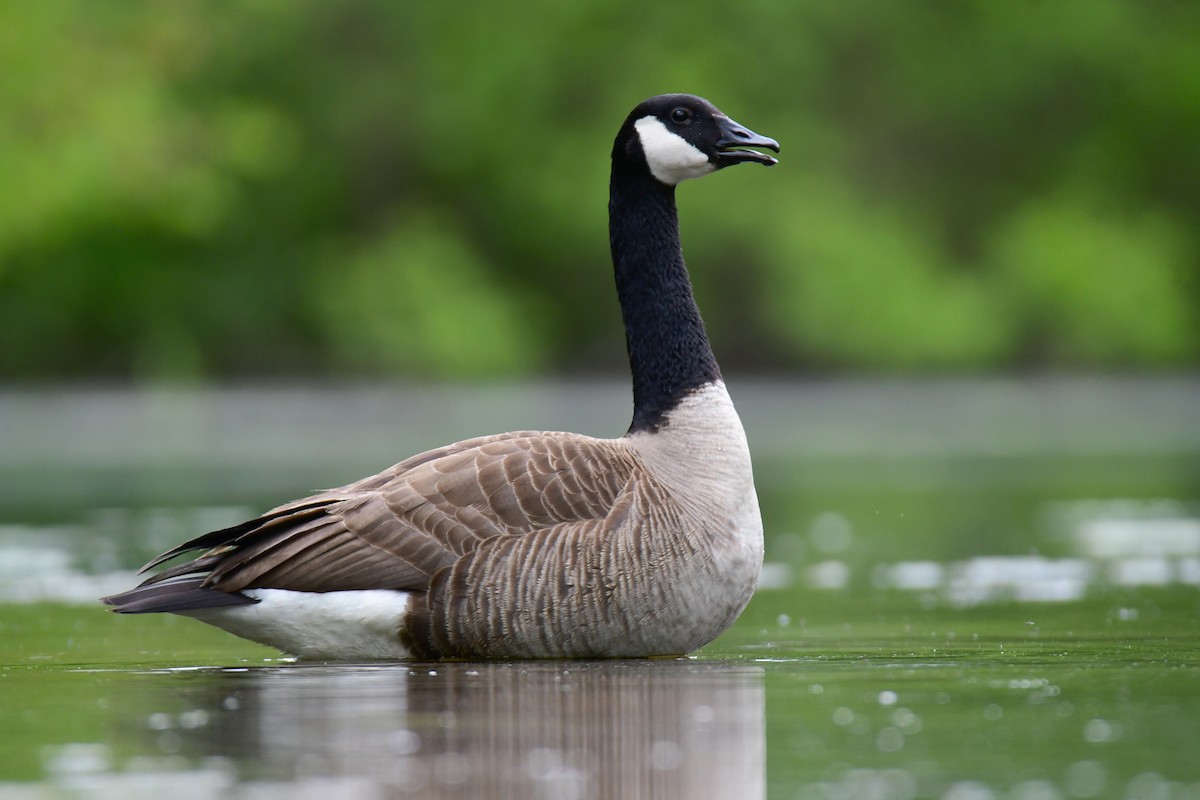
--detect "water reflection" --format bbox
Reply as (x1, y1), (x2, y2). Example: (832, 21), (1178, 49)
(114, 660), (764, 799)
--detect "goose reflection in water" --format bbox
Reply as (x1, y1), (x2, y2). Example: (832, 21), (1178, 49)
(136, 660), (764, 799)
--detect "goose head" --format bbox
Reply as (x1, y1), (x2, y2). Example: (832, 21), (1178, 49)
(615, 94), (780, 187)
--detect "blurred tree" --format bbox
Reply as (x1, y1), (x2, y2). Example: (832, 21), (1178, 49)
(0, 0), (1196, 380)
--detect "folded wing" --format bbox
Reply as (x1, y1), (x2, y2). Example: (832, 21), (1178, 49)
(104, 431), (639, 612)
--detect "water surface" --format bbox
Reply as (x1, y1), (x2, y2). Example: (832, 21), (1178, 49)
(2, 378), (1198, 798)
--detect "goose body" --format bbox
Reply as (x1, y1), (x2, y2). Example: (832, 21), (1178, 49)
(103, 94), (779, 660)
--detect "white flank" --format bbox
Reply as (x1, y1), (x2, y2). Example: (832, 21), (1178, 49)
(185, 589), (413, 661)
(634, 116), (716, 185)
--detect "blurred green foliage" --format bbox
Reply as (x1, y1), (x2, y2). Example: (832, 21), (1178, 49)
(0, 0), (1196, 380)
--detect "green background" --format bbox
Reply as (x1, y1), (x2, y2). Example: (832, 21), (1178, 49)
(3, 0), (1197, 381)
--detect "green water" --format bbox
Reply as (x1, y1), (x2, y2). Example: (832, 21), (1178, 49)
(1, 381), (1198, 798)
(3, 592), (1199, 798)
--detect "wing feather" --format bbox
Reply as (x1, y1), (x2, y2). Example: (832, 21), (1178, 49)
(106, 431), (642, 612)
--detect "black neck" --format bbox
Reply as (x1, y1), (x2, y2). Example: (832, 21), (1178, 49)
(609, 160), (721, 434)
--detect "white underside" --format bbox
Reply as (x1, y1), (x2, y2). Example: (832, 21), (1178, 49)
(185, 588), (413, 661)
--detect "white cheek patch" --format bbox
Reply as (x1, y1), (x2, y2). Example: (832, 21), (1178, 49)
(634, 116), (716, 185)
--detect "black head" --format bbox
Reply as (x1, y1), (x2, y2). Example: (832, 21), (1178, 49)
(613, 93), (779, 186)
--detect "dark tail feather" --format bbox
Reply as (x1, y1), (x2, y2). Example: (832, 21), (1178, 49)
(139, 501), (331, 573)
(106, 499), (335, 613)
(102, 575), (258, 614)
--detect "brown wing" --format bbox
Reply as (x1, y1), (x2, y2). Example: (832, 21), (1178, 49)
(137, 431), (640, 598)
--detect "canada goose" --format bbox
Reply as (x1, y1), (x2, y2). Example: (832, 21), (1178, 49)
(103, 94), (779, 660)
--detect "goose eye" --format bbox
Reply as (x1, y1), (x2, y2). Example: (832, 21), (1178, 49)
(669, 107), (693, 125)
